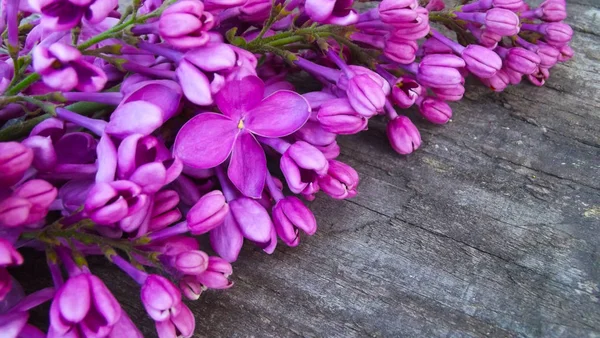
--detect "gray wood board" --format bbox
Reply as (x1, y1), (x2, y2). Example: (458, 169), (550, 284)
(16, 0), (600, 337)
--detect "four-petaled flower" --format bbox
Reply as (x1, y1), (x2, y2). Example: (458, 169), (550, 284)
(174, 76), (310, 198)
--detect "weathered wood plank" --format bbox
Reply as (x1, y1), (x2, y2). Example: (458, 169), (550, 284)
(14, 0), (600, 337)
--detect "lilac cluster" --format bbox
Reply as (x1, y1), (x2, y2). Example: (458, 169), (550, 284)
(0, 0), (573, 336)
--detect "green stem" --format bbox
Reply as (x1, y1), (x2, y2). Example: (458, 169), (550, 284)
(5, 73), (40, 96)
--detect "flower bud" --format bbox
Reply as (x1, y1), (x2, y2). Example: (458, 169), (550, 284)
(502, 47), (542, 75)
(272, 197), (317, 246)
(12, 179), (57, 212)
(386, 116), (422, 155)
(284, 141), (329, 176)
(318, 160), (359, 200)
(392, 76), (422, 108)
(346, 74), (387, 117)
(481, 68), (510, 91)
(179, 276), (203, 300)
(141, 275), (182, 322)
(0, 197), (32, 228)
(85, 181), (148, 225)
(0, 142), (33, 187)
(419, 97), (453, 124)
(195, 257), (233, 289)
(461, 45), (502, 78)
(317, 98), (368, 135)
(173, 250), (209, 275)
(379, 0), (419, 25)
(186, 190), (228, 235)
(384, 36), (419, 64)
(158, 0), (215, 49)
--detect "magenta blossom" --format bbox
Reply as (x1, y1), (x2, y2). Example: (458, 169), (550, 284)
(174, 76), (310, 198)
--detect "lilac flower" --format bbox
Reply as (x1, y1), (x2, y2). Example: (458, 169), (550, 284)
(186, 190), (229, 235)
(317, 98), (368, 134)
(30, 0), (117, 30)
(417, 97), (453, 124)
(481, 68), (510, 91)
(272, 196), (317, 247)
(389, 76), (423, 109)
(521, 0), (567, 22)
(521, 22), (573, 47)
(49, 273), (121, 337)
(117, 134), (183, 193)
(193, 256), (233, 289)
(318, 160), (359, 199)
(387, 115), (421, 155)
(84, 180), (149, 226)
(412, 54), (466, 90)
(106, 80), (183, 138)
(0, 142), (33, 187)
(0, 287), (54, 338)
(174, 75), (310, 198)
(304, 0), (358, 25)
(32, 42), (107, 92)
(158, 0), (215, 49)
(460, 0), (524, 11)
(454, 8), (519, 36)
(377, 0), (419, 25)
(496, 46), (541, 75)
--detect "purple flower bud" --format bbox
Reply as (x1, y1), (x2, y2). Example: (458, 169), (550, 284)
(392, 76), (422, 108)
(386, 116), (421, 155)
(317, 98), (368, 134)
(229, 197), (273, 244)
(155, 302), (195, 338)
(558, 44), (574, 62)
(461, 45), (503, 78)
(527, 66), (550, 86)
(0, 197), (32, 228)
(194, 256), (233, 289)
(141, 274), (182, 322)
(30, 0), (117, 30)
(378, 0), (419, 25)
(416, 54), (466, 89)
(522, 0), (566, 22)
(32, 42), (107, 92)
(345, 74), (387, 117)
(467, 24), (502, 48)
(461, 0), (524, 12)
(172, 250), (209, 275)
(384, 36), (419, 64)
(179, 276), (203, 300)
(107, 80), (183, 138)
(431, 85), (465, 102)
(85, 180), (149, 225)
(481, 68), (511, 91)
(319, 160), (359, 200)
(500, 47), (542, 75)
(0, 142), (33, 187)
(186, 190), (229, 235)
(284, 141), (329, 176)
(418, 97), (453, 124)
(305, 0), (358, 25)
(49, 273), (121, 337)
(456, 8), (519, 36)
(158, 0), (215, 49)
(272, 196), (317, 247)
(522, 22), (573, 46)
(12, 179), (57, 217)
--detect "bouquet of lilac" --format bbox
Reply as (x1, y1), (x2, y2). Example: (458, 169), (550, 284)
(0, 0), (573, 336)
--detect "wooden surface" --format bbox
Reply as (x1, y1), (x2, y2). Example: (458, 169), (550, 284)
(18, 0), (600, 336)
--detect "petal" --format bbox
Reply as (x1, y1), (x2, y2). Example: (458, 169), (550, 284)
(174, 113), (238, 169)
(209, 213), (244, 263)
(43, 67), (78, 92)
(245, 91), (310, 137)
(171, 304), (195, 337)
(176, 60), (213, 106)
(229, 197), (273, 244)
(305, 0), (335, 21)
(106, 101), (164, 138)
(58, 275), (91, 323)
(155, 320), (176, 338)
(95, 134), (117, 183)
(184, 44), (237, 72)
(227, 132), (266, 198)
(214, 75), (264, 121)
